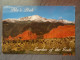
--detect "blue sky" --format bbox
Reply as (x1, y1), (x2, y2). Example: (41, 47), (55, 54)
(3, 6), (75, 22)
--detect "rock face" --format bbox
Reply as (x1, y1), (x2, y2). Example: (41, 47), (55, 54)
(7, 30), (37, 40)
(44, 25), (75, 38)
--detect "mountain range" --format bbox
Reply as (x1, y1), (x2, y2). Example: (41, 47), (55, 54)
(3, 15), (74, 24)
(3, 15), (75, 39)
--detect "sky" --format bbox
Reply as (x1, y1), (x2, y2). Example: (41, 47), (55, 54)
(3, 6), (75, 22)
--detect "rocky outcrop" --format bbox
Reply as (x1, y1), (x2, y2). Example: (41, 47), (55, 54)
(7, 30), (37, 40)
(44, 25), (75, 38)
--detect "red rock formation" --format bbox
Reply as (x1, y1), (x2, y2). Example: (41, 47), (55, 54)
(7, 36), (14, 40)
(17, 30), (37, 40)
(7, 30), (37, 40)
(44, 25), (75, 38)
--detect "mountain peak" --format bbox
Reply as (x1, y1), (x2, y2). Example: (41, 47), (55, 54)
(31, 15), (41, 18)
(28, 15), (42, 20)
(3, 15), (74, 24)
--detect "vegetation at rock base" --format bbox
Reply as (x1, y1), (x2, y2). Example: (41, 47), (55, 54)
(2, 37), (75, 55)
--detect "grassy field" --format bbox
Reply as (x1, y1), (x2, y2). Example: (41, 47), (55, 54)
(2, 37), (75, 55)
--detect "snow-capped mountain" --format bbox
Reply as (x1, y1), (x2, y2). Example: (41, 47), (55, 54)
(3, 18), (21, 23)
(58, 19), (74, 24)
(3, 15), (74, 24)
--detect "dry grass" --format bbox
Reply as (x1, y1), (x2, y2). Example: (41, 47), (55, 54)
(2, 37), (75, 55)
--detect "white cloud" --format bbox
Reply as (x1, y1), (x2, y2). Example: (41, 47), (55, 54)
(58, 17), (63, 19)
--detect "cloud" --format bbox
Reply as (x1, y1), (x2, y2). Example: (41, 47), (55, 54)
(58, 16), (62, 19)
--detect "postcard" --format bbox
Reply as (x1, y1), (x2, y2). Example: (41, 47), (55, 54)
(2, 6), (75, 55)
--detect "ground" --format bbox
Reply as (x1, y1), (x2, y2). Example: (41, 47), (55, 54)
(2, 37), (75, 55)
